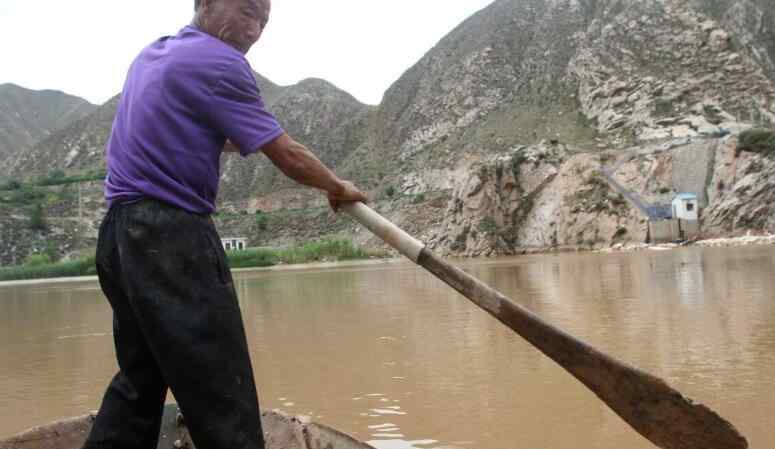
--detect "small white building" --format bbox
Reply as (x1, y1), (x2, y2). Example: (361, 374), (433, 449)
(221, 237), (248, 251)
(672, 193), (699, 221)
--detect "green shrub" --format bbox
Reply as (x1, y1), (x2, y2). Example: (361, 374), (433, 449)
(275, 239), (370, 265)
(412, 194), (426, 204)
(0, 256), (96, 282)
(226, 249), (276, 269)
(36, 170), (107, 187)
(5, 187), (45, 205)
(384, 186), (396, 198)
(478, 216), (498, 235)
(29, 204), (47, 231)
(24, 254), (52, 267)
(0, 179), (22, 191)
(0, 240), (380, 282)
(48, 170), (66, 180)
(738, 128), (775, 158)
(255, 212), (269, 231)
(44, 241), (59, 262)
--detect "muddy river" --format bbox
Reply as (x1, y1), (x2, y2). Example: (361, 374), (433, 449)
(1, 246), (773, 449)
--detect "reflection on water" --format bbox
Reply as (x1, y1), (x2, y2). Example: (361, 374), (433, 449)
(1, 246), (774, 449)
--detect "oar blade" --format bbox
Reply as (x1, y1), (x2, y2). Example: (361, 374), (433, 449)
(593, 365), (748, 449)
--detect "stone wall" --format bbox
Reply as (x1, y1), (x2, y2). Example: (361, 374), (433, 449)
(671, 140), (717, 206)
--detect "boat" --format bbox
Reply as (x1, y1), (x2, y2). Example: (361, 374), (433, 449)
(0, 404), (377, 449)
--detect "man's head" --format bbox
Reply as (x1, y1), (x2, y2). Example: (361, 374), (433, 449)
(193, 0), (271, 54)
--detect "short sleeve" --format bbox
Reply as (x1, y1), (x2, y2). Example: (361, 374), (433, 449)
(209, 61), (284, 157)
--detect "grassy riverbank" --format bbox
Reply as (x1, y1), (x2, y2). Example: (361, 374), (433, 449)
(0, 239), (386, 282)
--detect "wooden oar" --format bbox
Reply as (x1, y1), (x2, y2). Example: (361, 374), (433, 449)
(341, 202), (747, 449)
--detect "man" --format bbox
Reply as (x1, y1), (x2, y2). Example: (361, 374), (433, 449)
(82, 1), (367, 448)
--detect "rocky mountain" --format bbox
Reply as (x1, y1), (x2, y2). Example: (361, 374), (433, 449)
(2, 0), (775, 265)
(0, 84), (96, 175)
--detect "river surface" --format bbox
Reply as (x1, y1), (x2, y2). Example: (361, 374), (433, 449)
(1, 246), (774, 449)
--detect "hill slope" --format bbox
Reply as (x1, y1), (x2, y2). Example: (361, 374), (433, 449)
(0, 84), (96, 175)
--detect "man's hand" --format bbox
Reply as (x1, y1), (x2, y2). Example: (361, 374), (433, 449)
(328, 181), (368, 212)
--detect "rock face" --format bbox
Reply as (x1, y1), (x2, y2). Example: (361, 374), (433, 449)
(425, 142), (647, 256)
(0, 84), (95, 175)
(570, 0), (775, 142)
(704, 136), (775, 233)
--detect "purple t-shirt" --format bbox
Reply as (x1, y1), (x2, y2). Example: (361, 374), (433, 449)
(105, 25), (284, 214)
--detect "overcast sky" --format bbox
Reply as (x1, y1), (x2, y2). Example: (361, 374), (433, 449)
(0, 0), (494, 106)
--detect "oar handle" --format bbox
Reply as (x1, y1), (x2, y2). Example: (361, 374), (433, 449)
(340, 202), (425, 263)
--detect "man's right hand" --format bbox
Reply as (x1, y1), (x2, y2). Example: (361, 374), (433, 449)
(328, 181), (368, 212)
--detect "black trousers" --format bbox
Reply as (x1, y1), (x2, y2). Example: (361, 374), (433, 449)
(82, 199), (264, 449)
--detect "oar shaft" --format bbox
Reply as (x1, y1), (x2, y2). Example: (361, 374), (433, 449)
(341, 202), (424, 262)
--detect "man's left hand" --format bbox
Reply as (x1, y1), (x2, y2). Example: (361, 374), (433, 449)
(328, 181), (368, 212)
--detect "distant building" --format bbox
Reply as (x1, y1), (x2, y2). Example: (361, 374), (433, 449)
(648, 193), (701, 243)
(672, 193), (699, 221)
(221, 237), (248, 251)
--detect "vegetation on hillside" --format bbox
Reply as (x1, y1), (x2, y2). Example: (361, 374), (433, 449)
(0, 238), (386, 282)
(0, 170), (105, 192)
(0, 256), (98, 282)
(738, 128), (775, 158)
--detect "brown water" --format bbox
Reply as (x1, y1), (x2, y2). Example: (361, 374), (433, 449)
(1, 246), (774, 449)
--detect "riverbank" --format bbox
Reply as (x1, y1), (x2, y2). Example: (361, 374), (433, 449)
(0, 238), (388, 283)
(599, 233), (775, 254)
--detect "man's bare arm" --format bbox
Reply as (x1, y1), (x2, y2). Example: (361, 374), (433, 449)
(261, 133), (367, 209)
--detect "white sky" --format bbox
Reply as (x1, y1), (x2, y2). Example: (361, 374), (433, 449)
(0, 0), (494, 106)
